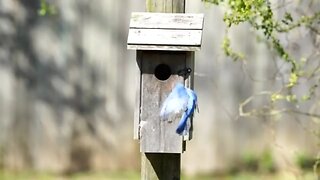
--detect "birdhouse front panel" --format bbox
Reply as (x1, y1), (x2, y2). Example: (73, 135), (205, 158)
(139, 51), (186, 153)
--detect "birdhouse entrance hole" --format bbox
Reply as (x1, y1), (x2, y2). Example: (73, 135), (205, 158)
(154, 64), (171, 81)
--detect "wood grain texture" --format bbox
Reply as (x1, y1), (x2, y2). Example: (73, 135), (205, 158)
(130, 12), (204, 30)
(127, 29), (202, 46)
(184, 51), (195, 141)
(127, 10), (204, 51)
(146, 0), (184, 13)
(134, 51), (143, 140)
(140, 51), (186, 153)
(141, 153), (180, 179)
(127, 44), (200, 51)
(140, 1), (186, 179)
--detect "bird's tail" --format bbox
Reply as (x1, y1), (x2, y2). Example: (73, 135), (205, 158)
(176, 113), (188, 135)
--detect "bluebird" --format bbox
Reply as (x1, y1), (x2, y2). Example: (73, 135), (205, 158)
(176, 87), (197, 135)
(160, 83), (198, 135)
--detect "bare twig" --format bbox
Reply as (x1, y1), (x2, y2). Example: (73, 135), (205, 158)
(239, 92), (320, 119)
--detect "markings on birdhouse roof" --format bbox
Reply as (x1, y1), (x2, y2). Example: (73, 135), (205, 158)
(127, 12), (204, 51)
(130, 12), (204, 30)
(128, 29), (202, 46)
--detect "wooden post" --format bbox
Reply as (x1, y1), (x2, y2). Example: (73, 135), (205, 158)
(127, 2), (203, 180)
(142, 153), (181, 180)
(146, 0), (185, 13)
(143, 1), (184, 180)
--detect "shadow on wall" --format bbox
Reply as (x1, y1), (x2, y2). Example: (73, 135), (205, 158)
(0, 0), (136, 172)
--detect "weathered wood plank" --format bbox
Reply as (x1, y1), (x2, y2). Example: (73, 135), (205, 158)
(127, 29), (202, 46)
(141, 1), (185, 180)
(140, 51), (185, 153)
(146, 0), (185, 13)
(141, 153), (180, 179)
(184, 51), (195, 141)
(127, 44), (200, 51)
(130, 12), (204, 30)
(172, 0), (185, 13)
(134, 51), (143, 140)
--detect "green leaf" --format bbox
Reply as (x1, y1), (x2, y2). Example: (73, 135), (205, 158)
(271, 93), (284, 102)
(284, 12), (293, 22)
(286, 95), (297, 103)
(287, 73), (298, 88)
(301, 95), (311, 101)
(38, 0), (56, 16)
(38, 8), (47, 16)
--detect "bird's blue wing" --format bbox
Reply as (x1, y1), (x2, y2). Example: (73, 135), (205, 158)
(160, 83), (188, 120)
(176, 88), (197, 135)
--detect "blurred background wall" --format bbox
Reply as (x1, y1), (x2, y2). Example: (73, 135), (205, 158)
(0, 0), (319, 175)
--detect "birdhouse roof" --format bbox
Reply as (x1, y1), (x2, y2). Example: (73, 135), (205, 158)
(127, 12), (204, 51)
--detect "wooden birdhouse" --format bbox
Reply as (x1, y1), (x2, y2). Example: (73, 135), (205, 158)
(127, 12), (204, 153)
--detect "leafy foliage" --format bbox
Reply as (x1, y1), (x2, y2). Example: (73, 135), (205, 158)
(204, 0), (320, 106)
(205, 0), (320, 175)
(295, 153), (317, 170)
(240, 150), (276, 173)
(38, 0), (56, 16)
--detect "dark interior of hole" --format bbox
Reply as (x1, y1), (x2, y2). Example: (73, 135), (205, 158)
(154, 64), (171, 81)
